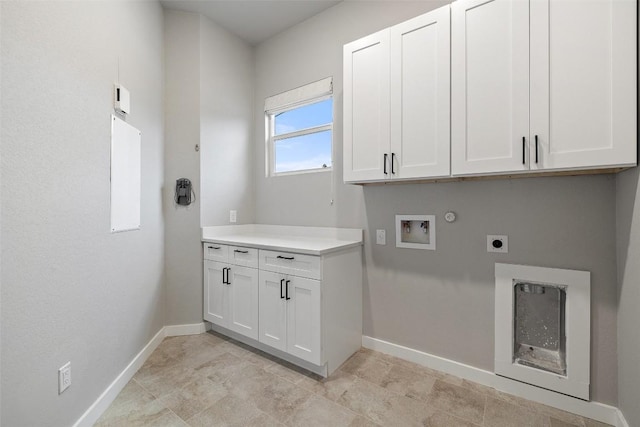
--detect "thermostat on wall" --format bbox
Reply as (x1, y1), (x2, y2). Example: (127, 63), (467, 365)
(114, 84), (130, 115)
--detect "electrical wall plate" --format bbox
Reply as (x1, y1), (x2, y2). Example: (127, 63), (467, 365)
(114, 84), (130, 114)
(487, 235), (508, 253)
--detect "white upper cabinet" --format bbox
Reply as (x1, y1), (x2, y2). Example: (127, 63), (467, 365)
(344, 5), (451, 182)
(343, 29), (390, 182)
(452, 0), (636, 176)
(529, 0), (636, 171)
(451, 0), (530, 176)
(390, 7), (451, 179)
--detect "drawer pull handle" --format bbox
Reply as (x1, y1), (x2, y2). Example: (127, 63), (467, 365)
(277, 255), (295, 261)
(285, 280), (291, 300)
(280, 279), (285, 299)
(208, 246), (221, 250)
(234, 249), (249, 254)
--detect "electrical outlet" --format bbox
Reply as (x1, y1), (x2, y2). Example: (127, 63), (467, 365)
(487, 235), (508, 253)
(58, 362), (71, 394)
(376, 229), (386, 245)
(229, 210), (237, 223)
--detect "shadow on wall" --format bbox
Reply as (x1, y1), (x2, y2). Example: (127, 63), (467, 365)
(615, 167), (640, 304)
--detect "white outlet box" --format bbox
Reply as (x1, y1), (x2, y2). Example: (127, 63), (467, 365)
(376, 229), (386, 245)
(487, 235), (508, 253)
(229, 210), (237, 223)
(58, 362), (71, 394)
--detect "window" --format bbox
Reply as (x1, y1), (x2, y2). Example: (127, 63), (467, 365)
(265, 78), (333, 176)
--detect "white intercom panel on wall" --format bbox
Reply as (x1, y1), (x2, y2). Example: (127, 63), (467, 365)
(114, 84), (130, 115)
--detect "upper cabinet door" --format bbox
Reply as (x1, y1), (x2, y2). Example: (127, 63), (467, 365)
(529, 0), (637, 171)
(451, 0), (530, 176)
(390, 6), (451, 179)
(343, 29), (390, 182)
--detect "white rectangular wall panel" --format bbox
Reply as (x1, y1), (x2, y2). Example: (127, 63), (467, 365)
(110, 115), (141, 232)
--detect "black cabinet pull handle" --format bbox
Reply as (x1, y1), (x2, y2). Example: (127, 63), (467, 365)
(383, 153), (388, 175)
(208, 246), (221, 250)
(285, 280), (291, 300)
(234, 249), (249, 254)
(391, 153), (396, 174)
(280, 279), (285, 299)
(222, 267), (227, 284)
(226, 268), (231, 285)
(277, 255), (295, 260)
(522, 137), (526, 164)
(535, 135), (539, 164)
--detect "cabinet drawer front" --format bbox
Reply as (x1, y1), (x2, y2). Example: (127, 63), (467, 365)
(203, 243), (229, 262)
(259, 250), (321, 280)
(229, 246), (259, 268)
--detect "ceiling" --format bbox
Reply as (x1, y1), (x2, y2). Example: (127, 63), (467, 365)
(160, 0), (342, 46)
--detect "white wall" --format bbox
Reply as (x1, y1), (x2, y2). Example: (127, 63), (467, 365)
(254, 0), (619, 404)
(0, 2), (165, 425)
(164, 10), (254, 325)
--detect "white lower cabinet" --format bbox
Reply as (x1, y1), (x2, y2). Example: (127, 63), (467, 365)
(203, 240), (362, 377)
(203, 260), (259, 341)
(259, 271), (321, 365)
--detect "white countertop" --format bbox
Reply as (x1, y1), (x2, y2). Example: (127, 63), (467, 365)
(201, 224), (363, 255)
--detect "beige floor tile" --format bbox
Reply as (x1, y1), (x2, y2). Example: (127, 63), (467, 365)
(423, 410), (482, 427)
(349, 415), (383, 426)
(133, 362), (200, 399)
(337, 378), (395, 425)
(582, 418), (613, 427)
(266, 359), (317, 384)
(492, 390), (586, 426)
(485, 397), (551, 427)
(551, 417), (583, 427)
(376, 394), (434, 426)
(298, 369), (358, 401)
(340, 350), (393, 384)
(425, 380), (486, 425)
(373, 363), (437, 401)
(95, 380), (182, 427)
(185, 394), (266, 426)
(286, 395), (358, 427)
(193, 351), (253, 383)
(249, 375), (314, 422)
(158, 377), (227, 421)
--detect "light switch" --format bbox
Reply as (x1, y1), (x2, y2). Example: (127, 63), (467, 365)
(376, 229), (386, 245)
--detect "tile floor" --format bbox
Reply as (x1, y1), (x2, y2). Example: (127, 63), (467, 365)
(95, 332), (610, 427)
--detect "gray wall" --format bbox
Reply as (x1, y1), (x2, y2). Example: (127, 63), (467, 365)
(200, 15), (254, 226)
(615, 168), (640, 426)
(164, 10), (203, 326)
(164, 11), (254, 325)
(615, 15), (640, 424)
(0, 2), (165, 426)
(254, 1), (619, 404)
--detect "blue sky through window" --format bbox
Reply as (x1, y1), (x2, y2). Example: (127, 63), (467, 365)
(273, 98), (333, 173)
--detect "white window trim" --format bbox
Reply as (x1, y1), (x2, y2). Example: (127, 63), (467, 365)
(266, 94), (334, 177)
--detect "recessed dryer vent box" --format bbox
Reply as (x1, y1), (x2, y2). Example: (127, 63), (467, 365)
(395, 215), (436, 250)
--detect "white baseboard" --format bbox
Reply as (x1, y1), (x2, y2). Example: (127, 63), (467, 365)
(73, 322), (207, 427)
(362, 336), (622, 426)
(615, 409), (630, 427)
(164, 322), (207, 336)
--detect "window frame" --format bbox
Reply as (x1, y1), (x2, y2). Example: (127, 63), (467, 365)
(266, 95), (334, 177)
